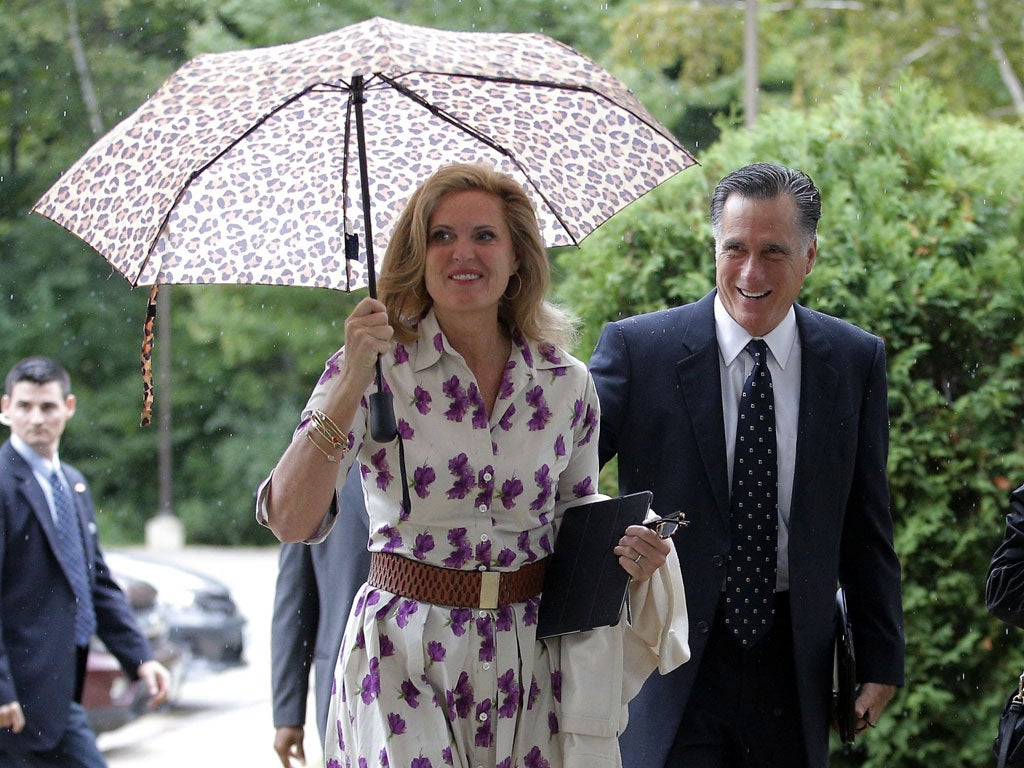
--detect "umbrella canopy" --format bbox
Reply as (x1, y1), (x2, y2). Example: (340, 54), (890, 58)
(33, 16), (696, 295)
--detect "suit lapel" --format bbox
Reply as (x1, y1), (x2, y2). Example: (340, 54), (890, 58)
(675, 294), (731, 519)
(793, 306), (839, 517)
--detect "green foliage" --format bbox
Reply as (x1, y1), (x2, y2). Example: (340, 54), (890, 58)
(557, 77), (1024, 767)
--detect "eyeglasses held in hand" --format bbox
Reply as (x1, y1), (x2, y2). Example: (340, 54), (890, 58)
(643, 510), (689, 539)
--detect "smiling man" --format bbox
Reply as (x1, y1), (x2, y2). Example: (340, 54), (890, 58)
(590, 163), (905, 768)
(0, 356), (169, 768)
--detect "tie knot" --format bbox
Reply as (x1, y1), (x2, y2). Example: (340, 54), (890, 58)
(746, 339), (769, 362)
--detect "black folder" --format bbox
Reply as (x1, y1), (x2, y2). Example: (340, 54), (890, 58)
(536, 491), (654, 639)
(833, 586), (857, 744)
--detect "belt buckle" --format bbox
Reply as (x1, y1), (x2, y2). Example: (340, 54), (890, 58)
(479, 571), (500, 610)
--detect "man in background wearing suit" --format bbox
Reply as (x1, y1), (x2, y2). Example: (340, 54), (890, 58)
(271, 464), (371, 767)
(590, 163), (904, 767)
(0, 356), (170, 767)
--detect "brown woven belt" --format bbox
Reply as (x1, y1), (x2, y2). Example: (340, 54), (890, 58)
(367, 552), (548, 610)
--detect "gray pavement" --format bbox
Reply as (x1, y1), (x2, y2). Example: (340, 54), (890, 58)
(98, 546), (318, 768)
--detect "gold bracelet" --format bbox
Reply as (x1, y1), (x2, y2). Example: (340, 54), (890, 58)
(305, 429), (340, 463)
(310, 409), (346, 449)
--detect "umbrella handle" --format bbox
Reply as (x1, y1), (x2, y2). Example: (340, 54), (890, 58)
(369, 354), (397, 441)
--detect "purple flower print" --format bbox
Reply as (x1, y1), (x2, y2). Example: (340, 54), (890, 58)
(433, 332), (444, 353)
(394, 343), (409, 364)
(496, 548), (515, 568)
(378, 525), (402, 554)
(443, 747), (453, 766)
(476, 618), (495, 662)
(412, 532), (435, 560)
(581, 403), (598, 446)
(530, 465), (553, 511)
(553, 434), (566, 458)
(497, 668), (521, 718)
(525, 746), (551, 768)
(475, 539), (492, 565)
(412, 384), (432, 415)
(387, 712), (406, 736)
(359, 757), (368, 768)
(318, 350), (343, 384)
(448, 608), (472, 636)
(573, 476), (595, 498)
(498, 363), (515, 400)
(571, 397), (584, 429)
(467, 382), (488, 428)
(360, 657), (381, 704)
(371, 449), (393, 491)
(443, 376), (471, 422)
(397, 419), (415, 440)
(399, 679), (421, 709)
(497, 760), (511, 768)
(538, 342), (562, 365)
(413, 464), (436, 499)
(442, 528), (472, 569)
(495, 604), (513, 632)
(524, 597), (540, 626)
(447, 671), (475, 719)
(500, 477), (523, 509)
(427, 640), (446, 663)
(474, 466), (495, 509)
(379, 747), (390, 767)
(548, 711), (560, 736)
(497, 404), (516, 431)
(396, 600), (418, 628)
(375, 595), (401, 622)
(327, 760), (341, 768)
(551, 670), (562, 702)
(527, 675), (541, 709)
(474, 699), (494, 747)
(446, 454), (474, 500)
(379, 635), (395, 658)
(539, 532), (553, 556)
(525, 386), (552, 431)
(336, 717), (345, 752)
(517, 531), (538, 562)
(412, 758), (433, 768)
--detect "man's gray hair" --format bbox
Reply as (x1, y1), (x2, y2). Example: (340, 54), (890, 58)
(710, 162), (821, 245)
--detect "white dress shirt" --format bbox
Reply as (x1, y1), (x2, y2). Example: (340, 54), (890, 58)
(714, 294), (801, 592)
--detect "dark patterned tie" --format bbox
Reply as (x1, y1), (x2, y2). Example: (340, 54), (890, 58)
(724, 339), (778, 648)
(51, 470), (97, 646)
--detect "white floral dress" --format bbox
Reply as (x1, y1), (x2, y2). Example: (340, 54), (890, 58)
(257, 310), (688, 768)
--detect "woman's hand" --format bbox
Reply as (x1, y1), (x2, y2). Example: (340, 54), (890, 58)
(616, 524), (671, 582)
(338, 297), (395, 389)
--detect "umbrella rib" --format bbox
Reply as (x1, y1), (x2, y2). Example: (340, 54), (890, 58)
(134, 84), (322, 286)
(376, 73), (580, 247)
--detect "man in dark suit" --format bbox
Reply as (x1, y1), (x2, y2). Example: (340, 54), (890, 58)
(271, 464), (371, 768)
(0, 356), (170, 767)
(590, 163), (904, 768)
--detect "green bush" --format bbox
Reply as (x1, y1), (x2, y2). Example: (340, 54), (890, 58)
(556, 78), (1024, 767)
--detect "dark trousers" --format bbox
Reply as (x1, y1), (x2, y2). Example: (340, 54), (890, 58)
(665, 593), (809, 768)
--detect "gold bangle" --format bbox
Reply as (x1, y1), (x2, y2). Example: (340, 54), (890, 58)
(310, 409), (346, 449)
(305, 429), (339, 463)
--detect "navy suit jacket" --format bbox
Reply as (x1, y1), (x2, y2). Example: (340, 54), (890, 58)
(0, 439), (152, 752)
(590, 292), (904, 768)
(271, 464), (371, 745)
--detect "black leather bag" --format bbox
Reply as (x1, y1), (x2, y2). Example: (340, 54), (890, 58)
(833, 587), (857, 744)
(994, 672), (1024, 768)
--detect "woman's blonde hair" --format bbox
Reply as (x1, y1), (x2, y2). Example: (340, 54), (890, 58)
(376, 163), (576, 348)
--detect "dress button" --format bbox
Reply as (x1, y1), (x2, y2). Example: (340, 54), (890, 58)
(480, 533), (489, 542)
(482, 471), (493, 482)
(712, 555), (725, 567)
(478, 504), (488, 513)
(479, 712), (488, 722)
(482, 662), (491, 670)
(697, 620), (710, 634)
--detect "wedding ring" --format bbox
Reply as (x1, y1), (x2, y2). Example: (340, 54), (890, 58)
(633, 553), (643, 563)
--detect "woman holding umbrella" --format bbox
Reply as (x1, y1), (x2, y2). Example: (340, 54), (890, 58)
(257, 162), (687, 768)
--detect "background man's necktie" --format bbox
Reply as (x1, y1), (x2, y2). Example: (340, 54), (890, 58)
(724, 339), (779, 648)
(51, 470), (97, 646)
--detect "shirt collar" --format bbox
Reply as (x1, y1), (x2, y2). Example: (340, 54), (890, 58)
(406, 308), (565, 375)
(10, 432), (61, 477)
(714, 293), (798, 369)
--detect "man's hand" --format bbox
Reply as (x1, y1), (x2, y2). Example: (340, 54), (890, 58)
(274, 725), (306, 767)
(855, 682), (897, 732)
(137, 659), (172, 708)
(0, 700), (25, 733)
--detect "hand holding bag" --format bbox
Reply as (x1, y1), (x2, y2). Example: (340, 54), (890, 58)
(994, 671), (1024, 768)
